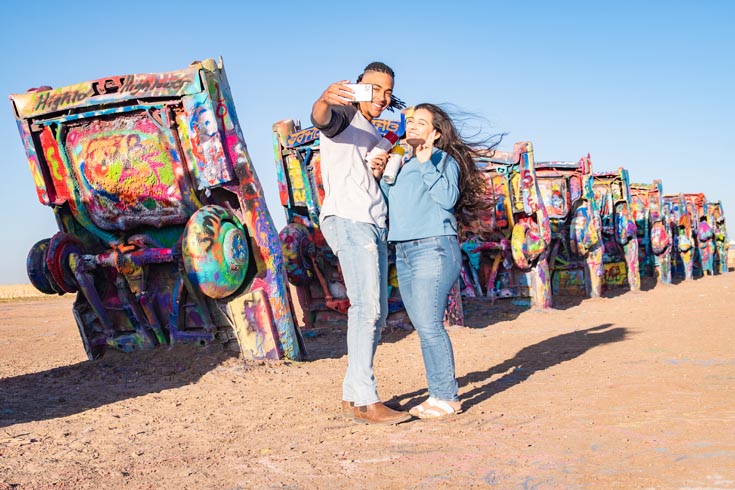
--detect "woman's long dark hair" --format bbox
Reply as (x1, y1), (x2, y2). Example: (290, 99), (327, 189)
(413, 103), (504, 236)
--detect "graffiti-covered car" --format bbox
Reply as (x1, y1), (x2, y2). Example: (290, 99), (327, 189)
(629, 180), (672, 284)
(683, 193), (715, 277)
(535, 155), (603, 299)
(459, 142), (552, 309)
(272, 118), (464, 329)
(591, 167), (640, 292)
(709, 200), (729, 274)
(663, 193), (696, 280)
(11, 58), (302, 360)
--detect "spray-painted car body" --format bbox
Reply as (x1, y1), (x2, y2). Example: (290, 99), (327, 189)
(629, 180), (672, 283)
(663, 193), (696, 280)
(591, 168), (640, 292)
(459, 142), (552, 309)
(11, 58), (302, 360)
(272, 118), (464, 328)
(682, 193), (715, 277)
(535, 155), (603, 298)
(709, 201), (729, 274)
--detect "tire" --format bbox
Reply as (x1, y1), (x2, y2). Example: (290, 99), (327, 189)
(181, 205), (251, 299)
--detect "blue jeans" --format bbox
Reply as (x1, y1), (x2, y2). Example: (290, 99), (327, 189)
(320, 216), (388, 406)
(395, 235), (461, 402)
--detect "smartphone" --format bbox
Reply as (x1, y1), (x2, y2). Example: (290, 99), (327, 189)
(344, 83), (373, 102)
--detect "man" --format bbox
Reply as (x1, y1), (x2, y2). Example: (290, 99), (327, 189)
(311, 62), (410, 425)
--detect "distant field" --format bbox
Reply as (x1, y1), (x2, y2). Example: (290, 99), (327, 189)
(0, 284), (57, 300)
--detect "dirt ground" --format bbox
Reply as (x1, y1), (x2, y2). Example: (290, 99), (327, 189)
(1, 265), (734, 489)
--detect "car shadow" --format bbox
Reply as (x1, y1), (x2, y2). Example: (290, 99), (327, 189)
(461, 298), (527, 328)
(301, 295), (529, 360)
(301, 323), (413, 361)
(0, 344), (232, 428)
(389, 323), (628, 413)
(639, 275), (658, 291)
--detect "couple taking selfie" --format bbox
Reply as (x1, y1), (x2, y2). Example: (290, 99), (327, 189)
(311, 61), (498, 425)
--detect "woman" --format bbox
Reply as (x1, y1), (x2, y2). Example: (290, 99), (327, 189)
(379, 103), (497, 419)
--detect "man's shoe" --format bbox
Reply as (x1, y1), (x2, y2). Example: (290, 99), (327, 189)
(353, 402), (412, 425)
(341, 400), (354, 419)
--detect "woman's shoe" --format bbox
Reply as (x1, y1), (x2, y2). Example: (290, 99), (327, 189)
(409, 397), (462, 419)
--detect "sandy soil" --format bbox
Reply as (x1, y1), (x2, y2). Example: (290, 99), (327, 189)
(1, 266), (734, 489)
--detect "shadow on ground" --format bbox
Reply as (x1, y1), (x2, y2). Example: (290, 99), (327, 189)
(301, 324), (413, 361)
(0, 344), (233, 428)
(461, 299), (527, 328)
(390, 323), (628, 412)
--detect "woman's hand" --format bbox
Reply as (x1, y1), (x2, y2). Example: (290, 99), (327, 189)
(370, 152), (388, 179)
(415, 130), (436, 163)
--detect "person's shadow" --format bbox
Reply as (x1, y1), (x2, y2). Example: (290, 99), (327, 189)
(390, 323), (627, 412)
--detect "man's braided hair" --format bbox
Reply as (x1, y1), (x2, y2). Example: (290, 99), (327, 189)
(356, 61), (406, 112)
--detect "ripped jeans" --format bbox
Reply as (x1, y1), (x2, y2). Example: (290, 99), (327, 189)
(320, 216), (388, 406)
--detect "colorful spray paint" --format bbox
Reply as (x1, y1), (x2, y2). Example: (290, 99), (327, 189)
(709, 201), (729, 274)
(591, 168), (640, 292)
(683, 193), (715, 277)
(664, 193), (696, 280)
(536, 155), (603, 299)
(630, 180), (672, 284)
(11, 58), (302, 361)
(460, 142), (552, 309)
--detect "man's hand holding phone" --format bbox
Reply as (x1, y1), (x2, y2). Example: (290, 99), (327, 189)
(344, 83), (373, 102)
(320, 81), (373, 106)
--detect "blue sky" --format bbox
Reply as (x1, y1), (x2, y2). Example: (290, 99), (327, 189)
(0, 0), (732, 284)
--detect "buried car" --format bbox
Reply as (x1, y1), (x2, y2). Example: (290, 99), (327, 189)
(629, 180), (672, 284)
(535, 155), (604, 299)
(663, 193), (696, 281)
(709, 200), (729, 274)
(683, 193), (715, 277)
(459, 142), (553, 309)
(11, 58), (302, 360)
(591, 167), (641, 293)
